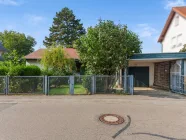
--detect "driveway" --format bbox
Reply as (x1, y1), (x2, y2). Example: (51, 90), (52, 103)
(0, 93), (186, 140)
(134, 87), (185, 99)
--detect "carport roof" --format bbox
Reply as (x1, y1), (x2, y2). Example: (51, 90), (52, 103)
(130, 52), (186, 60)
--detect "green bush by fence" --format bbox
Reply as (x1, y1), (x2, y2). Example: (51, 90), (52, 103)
(0, 65), (42, 93)
(0, 67), (8, 76)
(8, 65), (41, 76)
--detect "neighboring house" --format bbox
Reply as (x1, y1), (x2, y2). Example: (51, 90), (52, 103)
(158, 6), (186, 52)
(25, 48), (81, 72)
(128, 53), (186, 90)
(0, 43), (7, 61)
(126, 6), (186, 92)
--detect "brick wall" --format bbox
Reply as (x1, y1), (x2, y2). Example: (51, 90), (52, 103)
(154, 61), (171, 89)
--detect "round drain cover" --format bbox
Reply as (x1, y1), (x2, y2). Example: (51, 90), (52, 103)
(99, 114), (124, 125)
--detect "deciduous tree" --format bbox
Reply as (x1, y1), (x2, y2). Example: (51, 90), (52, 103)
(76, 20), (142, 75)
(179, 44), (186, 52)
(0, 30), (36, 56)
(41, 45), (76, 75)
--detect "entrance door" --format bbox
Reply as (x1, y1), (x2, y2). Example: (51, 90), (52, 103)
(128, 67), (149, 87)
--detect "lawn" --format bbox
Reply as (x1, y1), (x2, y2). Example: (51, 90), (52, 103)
(49, 84), (89, 95)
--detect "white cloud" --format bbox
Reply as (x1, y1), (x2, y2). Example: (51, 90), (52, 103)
(24, 14), (45, 25)
(0, 0), (23, 6)
(164, 0), (186, 10)
(136, 24), (159, 38)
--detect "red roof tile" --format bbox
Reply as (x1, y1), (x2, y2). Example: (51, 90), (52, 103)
(25, 48), (80, 60)
(158, 6), (186, 42)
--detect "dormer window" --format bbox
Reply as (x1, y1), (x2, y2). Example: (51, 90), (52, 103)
(175, 15), (179, 26)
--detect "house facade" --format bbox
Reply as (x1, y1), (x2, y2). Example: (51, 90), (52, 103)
(158, 6), (186, 52)
(25, 48), (81, 73)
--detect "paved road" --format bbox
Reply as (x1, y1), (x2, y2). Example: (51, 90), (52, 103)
(0, 93), (186, 140)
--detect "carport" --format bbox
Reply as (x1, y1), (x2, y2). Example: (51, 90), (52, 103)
(128, 52), (186, 91)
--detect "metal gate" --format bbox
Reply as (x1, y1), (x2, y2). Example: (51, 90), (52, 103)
(170, 73), (185, 94)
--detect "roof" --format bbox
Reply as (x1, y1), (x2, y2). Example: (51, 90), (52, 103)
(0, 43), (7, 51)
(158, 6), (186, 42)
(25, 48), (80, 60)
(130, 52), (186, 60)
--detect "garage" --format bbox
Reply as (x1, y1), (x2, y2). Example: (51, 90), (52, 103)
(128, 67), (149, 87)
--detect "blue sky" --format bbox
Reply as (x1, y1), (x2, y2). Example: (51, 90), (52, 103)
(0, 0), (185, 53)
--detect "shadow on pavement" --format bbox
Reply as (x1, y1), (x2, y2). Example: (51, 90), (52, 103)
(132, 132), (186, 140)
(134, 88), (185, 99)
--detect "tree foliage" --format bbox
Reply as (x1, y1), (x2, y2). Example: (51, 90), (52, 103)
(0, 30), (36, 56)
(179, 44), (186, 52)
(41, 46), (76, 75)
(3, 50), (25, 66)
(43, 7), (86, 48)
(76, 20), (142, 75)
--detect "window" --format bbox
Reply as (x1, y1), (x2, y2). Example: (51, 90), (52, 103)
(175, 15), (179, 26)
(171, 37), (176, 48)
(177, 34), (182, 47)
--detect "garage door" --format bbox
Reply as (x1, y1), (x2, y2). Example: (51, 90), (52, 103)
(128, 67), (149, 87)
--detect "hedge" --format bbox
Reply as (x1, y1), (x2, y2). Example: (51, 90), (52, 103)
(0, 65), (42, 93)
(0, 65), (42, 76)
(0, 66), (8, 76)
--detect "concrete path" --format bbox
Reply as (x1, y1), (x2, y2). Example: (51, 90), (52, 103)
(134, 87), (185, 99)
(0, 94), (186, 140)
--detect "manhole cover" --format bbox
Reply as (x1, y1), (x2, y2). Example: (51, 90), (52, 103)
(99, 114), (124, 125)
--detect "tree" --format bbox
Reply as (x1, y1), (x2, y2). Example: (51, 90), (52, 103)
(3, 50), (26, 66)
(0, 30), (36, 56)
(76, 20), (142, 75)
(43, 7), (86, 48)
(179, 44), (186, 52)
(41, 45), (76, 75)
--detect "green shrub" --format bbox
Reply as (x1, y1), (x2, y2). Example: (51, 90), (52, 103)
(0, 66), (8, 75)
(9, 65), (41, 76)
(41, 68), (73, 76)
(23, 65), (41, 76)
(9, 65), (25, 76)
(41, 69), (55, 76)
(8, 65), (42, 93)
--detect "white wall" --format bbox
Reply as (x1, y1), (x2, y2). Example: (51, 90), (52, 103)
(128, 61), (154, 86)
(26, 59), (42, 68)
(162, 13), (186, 52)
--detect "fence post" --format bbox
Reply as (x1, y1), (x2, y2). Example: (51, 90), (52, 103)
(44, 76), (48, 95)
(70, 76), (74, 95)
(4, 76), (6, 95)
(91, 75), (95, 94)
(5, 76), (9, 95)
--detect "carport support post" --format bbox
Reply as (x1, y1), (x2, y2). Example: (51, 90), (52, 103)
(181, 59), (184, 93)
(124, 68), (127, 93)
